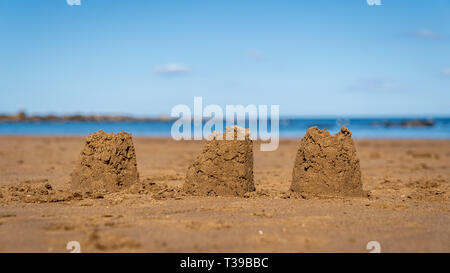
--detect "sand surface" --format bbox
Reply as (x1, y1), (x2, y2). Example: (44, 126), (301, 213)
(0, 136), (449, 252)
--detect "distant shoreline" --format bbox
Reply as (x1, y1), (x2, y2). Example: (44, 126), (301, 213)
(0, 112), (439, 128)
(0, 112), (173, 122)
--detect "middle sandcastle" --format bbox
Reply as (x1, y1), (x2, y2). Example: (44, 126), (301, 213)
(184, 126), (255, 197)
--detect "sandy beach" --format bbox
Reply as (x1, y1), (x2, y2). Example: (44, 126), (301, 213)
(0, 136), (449, 252)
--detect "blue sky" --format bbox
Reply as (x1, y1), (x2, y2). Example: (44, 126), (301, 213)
(0, 0), (449, 117)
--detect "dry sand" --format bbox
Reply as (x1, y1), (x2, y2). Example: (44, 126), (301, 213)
(0, 136), (449, 252)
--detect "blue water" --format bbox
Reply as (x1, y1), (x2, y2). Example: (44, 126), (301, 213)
(1, 118), (450, 139)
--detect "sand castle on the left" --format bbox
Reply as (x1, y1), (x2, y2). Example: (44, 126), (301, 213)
(71, 130), (139, 192)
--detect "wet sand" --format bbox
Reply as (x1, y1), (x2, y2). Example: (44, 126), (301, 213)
(0, 136), (449, 252)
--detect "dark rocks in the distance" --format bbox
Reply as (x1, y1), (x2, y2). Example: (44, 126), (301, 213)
(0, 111), (173, 122)
(372, 119), (435, 128)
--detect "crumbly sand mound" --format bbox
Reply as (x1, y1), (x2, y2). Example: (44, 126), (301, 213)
(184, 126), (255, 196)
(71, 130), (139, 192)
(290, 126), (364, 197)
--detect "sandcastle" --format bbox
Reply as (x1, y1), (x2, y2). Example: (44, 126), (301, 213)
(290, 126), (364, 197)
(71, 130), (139, 192)
(183, 126), (255, 196)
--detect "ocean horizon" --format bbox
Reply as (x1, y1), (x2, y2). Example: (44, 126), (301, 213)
(1, 117), (449, 139)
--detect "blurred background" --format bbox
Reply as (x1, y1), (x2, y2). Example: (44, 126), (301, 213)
(0, 0), (449, 138)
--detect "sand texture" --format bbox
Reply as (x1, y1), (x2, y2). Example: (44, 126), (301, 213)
(291, 126), (364, 197)
(70, 130), (139, 192)
(0, 136), (449, 252)
(184, 126), (255, 197)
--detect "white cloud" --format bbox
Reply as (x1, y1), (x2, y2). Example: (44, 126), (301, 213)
(442, 68), (450, 77)
(347, 78), (408, 92)
(247, 49), (264, 60)
(411, 29), (443, 40)
(154, 63), (192, 76)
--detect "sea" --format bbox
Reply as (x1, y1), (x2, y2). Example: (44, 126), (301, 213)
(0, 118), (450, 139)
